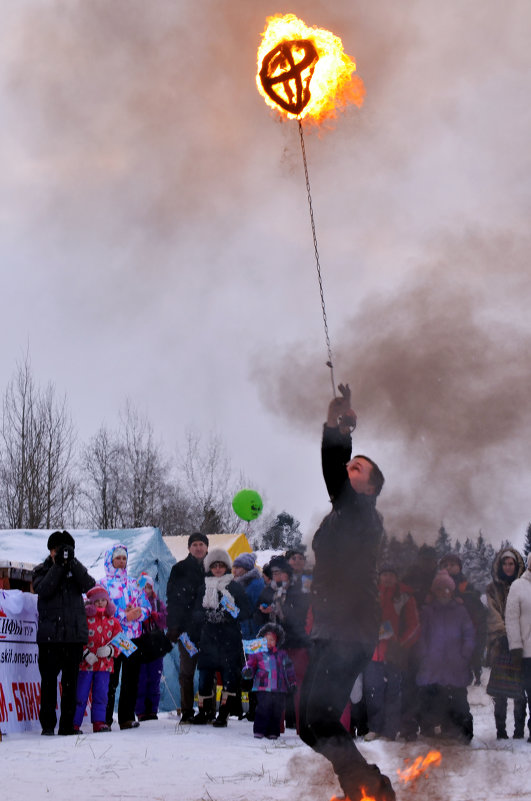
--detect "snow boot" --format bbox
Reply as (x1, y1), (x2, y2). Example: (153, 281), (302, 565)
(93, 722), (111, 733)
(212, 704), (230, 728)
(192, 696), (213, 725)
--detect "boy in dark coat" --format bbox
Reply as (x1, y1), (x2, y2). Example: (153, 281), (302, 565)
(32, 530), (96, 736)
(298, 384), (395, 801)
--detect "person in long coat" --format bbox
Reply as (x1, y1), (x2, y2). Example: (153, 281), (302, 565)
(416, 570), (475, 743)
(33, 530), (95, 736)
(166, 532), (209, 723)
(192, 547), (251, 727)
(100, 543), (151, 730)
(486, 547), (526, 739)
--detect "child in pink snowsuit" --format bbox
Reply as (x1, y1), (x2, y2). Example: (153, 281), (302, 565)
(74, 585), (122, 733)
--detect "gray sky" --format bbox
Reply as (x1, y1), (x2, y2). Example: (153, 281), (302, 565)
(1, 1), (530, 548)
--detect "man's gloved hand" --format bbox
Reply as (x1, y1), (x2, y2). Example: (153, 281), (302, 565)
(96, 644), (113, 659)
(63, 545), (75, 563)
(83, 649), (98, 666)
(510, 648), (523, 670)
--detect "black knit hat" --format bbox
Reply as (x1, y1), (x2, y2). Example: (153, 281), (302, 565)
(269, 555), (293, 577)
(285, 547), (306, 561)
(47, 530), (75, 551)
(188, 532), (209, 548)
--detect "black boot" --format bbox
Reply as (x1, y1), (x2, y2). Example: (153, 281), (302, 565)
(192, 696), (213, 725)
(494, 696), (508, 739)
(212, 703), (230, 728)
(514, 697), (526, 738)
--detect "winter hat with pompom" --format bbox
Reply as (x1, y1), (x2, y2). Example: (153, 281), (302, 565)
(137, 573), (154, 590)
(431, 570), (456, 595)
(86, 585), (116, 617)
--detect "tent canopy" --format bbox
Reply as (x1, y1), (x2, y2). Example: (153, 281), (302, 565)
(164, 533), (253, 565)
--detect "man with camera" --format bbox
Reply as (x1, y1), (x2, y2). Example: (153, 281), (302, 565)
(32, 530), (95, 735)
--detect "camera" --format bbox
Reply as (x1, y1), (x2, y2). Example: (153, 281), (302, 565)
(63, 549), (69, 561)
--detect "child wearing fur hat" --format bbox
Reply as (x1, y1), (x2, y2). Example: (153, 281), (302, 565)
(416, 570), (475, 743)
(135, 574), (168, 722)
(242, 622), (296, 740)
(73, 585), (122, 733)
(192, 547), (252, 727)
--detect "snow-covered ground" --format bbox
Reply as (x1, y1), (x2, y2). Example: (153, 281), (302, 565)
(1, 679), (528, 801)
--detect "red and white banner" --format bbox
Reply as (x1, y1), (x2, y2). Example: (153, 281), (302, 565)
(0, 590), (41, 733)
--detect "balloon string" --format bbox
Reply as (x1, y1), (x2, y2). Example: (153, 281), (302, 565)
(298, 119), (336, 398)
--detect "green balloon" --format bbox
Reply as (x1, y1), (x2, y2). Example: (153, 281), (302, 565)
(232, 489), (263, 521)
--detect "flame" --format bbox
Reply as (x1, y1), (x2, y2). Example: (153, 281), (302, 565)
(256, 13), (365, 123)
(397, 750), (442, 784)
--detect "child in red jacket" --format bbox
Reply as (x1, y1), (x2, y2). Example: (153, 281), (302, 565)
(74, 585), (122, 733)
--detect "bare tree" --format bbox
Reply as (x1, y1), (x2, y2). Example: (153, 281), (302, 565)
(118, 402), (169, 528)
(0, 355), (76, 528)
(178, 429), (251, 534)
(80, 426), (123, 529)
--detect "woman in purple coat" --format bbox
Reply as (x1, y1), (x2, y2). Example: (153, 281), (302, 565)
(416, 570), (475, 743)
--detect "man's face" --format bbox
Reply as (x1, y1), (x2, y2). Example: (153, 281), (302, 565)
(189, 541), (208, 561)
(288, 553), (306, 574)
(346, 457), (376, 495)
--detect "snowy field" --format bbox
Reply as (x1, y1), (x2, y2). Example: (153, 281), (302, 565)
(2, 680), (527, 801)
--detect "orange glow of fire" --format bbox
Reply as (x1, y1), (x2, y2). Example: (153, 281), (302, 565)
(256, 13), (365, 123)
(397, 750), (442, 784)
(330, 793), (376, 801)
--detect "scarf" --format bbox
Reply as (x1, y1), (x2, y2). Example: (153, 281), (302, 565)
(270, 579), (289, 623)
(203, 574), (233, 609)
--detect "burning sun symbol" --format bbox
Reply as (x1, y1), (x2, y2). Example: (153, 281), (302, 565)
(256, 13), (365, 123)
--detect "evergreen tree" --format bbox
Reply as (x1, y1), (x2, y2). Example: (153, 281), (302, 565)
(435, 524), (452, 560)
(463, 531), (491, 593)
(261, 512), (302, 551)
(523, 523), (531, 559)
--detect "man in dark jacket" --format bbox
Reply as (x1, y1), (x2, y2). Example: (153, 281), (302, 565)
(32, 530), (95, 736)
(166, 532), (209, 723)
(299, 384), (395, 801)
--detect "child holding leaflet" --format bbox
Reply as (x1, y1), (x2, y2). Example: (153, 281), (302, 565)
(243, 622), (296, 740)
(74, 585), (122, 733)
